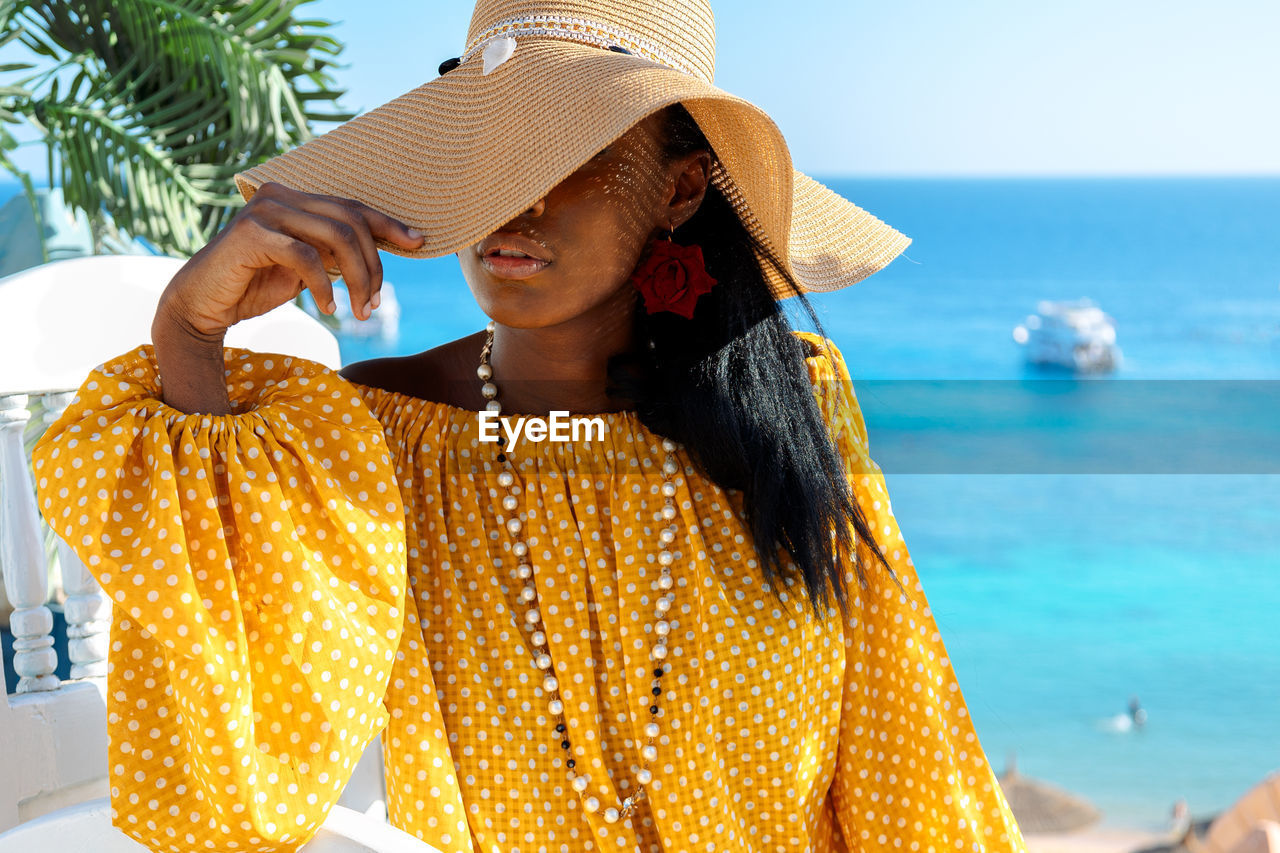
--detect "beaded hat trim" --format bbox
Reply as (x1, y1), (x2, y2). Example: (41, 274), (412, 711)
(461, 14), (703, 81)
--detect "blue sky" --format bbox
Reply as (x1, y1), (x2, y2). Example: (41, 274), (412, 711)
(302, 0), (1279, 177)
(4, 0), (1278, 177)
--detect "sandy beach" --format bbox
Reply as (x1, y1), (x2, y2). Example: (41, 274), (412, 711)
(1024, 827), (1173, 853)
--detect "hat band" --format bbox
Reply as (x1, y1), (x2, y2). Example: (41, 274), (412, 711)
(461, 15), (704, 81)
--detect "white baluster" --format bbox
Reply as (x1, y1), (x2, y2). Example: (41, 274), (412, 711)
(40, 391), (110, 681)
(58, 537), (109, 680)
(0, 393), (60, 692)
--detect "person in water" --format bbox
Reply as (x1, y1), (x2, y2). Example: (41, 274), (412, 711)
(1130, 695), (1149, 728)
(33, 0), (1027, 850)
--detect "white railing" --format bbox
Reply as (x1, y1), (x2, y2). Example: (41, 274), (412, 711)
(1, 391), (108, 694)
(43, 391), (111, 682)
(0, 390), (112, 834)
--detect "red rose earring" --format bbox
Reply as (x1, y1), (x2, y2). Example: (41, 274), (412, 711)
(629, 226), (717, 320)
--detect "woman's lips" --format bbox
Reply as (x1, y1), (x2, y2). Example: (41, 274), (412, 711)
(481, 252), (550, 280)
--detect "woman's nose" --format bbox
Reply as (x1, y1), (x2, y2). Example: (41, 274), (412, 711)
(525, 197), (546, 217)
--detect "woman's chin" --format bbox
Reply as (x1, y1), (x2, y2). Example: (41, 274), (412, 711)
(463, 265), (636, 331)
(470, 285), (572, 329)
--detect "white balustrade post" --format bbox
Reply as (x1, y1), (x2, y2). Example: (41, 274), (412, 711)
(40, 391), (110, 681)
(0, 393), (60, 693)
(57, 537), (109, 680)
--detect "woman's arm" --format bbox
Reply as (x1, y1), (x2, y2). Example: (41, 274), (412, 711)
(33, 344), (408, 853)
(24, 185), (425, 851)
(148, 180), (424, 415)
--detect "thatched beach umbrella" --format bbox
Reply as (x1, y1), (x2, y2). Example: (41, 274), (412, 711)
(997, 754), (1102, 834)
(1203, 772), (1280, 853)
(1135, 773), (1280, 853)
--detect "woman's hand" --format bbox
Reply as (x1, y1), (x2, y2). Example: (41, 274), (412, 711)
(151, 183), (425, 414)
(158, 181), (425, 336)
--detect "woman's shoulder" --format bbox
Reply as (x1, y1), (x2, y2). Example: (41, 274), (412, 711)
(791, 330), (853, 382)
(789, 330), (868, 451)
(339, 330), (489, 410)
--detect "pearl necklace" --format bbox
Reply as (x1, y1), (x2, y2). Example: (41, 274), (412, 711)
(477, 320), (678, 824)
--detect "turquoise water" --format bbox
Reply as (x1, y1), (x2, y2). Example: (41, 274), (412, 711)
(8, 178), (1279, 827)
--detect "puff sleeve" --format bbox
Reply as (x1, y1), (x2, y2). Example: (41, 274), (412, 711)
(797, 332), (1026, 852)
(31, 345), (408, 853)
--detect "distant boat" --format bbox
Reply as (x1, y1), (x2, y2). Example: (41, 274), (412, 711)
(1013, 298), (1123, 373)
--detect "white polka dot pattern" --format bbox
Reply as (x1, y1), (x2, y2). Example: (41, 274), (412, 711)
(31, 332), (1026, 853)
(806, 335), (1026, 852)
(32, 349), (407, 852)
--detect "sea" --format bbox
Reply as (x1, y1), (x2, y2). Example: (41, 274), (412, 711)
(7, 176), (1280, 829)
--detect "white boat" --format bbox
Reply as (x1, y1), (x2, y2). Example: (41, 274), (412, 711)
(1012, 298), (1122, 373)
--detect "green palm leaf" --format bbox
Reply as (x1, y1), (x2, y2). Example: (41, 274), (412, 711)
(0, 0), (353, 257)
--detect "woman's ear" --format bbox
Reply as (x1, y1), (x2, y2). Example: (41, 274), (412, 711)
(667, 150), (712, 230)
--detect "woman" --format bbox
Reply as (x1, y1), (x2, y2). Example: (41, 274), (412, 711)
(33, 1), (1025, 851)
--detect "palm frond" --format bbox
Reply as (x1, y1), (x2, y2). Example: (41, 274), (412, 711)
(1, 0), (353, 257)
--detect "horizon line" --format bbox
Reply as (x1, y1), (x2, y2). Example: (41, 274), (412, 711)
(813, 170), (1280, 180)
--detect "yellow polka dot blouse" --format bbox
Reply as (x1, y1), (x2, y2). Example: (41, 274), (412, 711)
(32, 331), (1025, 853)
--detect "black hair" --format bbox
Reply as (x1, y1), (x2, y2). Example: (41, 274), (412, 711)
(606, 103), (895, 619)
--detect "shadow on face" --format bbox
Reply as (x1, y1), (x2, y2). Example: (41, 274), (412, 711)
(457, 112), (684, 336)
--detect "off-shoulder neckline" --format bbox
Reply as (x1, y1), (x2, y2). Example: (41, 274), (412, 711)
(346, 380), (645, 421)
(342, 330), (837, 420)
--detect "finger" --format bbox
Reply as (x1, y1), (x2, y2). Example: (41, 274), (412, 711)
(299, 196), (386, 319)
(359, 205), (426, 250)
(304, 188), (426, 250)
(309, 196), (426, 316)
(252, 186), (380, 318)
(255, 226), (335, 315)
(255, 199), (375, 320)
(254, 185), (422, 318)
(258, 183), (420, 248)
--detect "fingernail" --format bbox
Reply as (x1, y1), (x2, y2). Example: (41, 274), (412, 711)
(407, 228), (424, 240)
(371, 291), (381, 311)
(362, 300), (373, 319)
(327, 300), (337, 314)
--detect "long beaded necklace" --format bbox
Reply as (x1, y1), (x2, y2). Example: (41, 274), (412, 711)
(477, 320), (678, 824)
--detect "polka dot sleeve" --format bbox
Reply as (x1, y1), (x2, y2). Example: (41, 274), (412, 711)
(31, 345), (408, 853)
(797, 333), (1027, 852)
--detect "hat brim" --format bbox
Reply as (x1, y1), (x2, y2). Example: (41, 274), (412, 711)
(233, 39), (909, 298)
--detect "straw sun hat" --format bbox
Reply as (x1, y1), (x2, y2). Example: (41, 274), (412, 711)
(232, 0), (911, 298)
